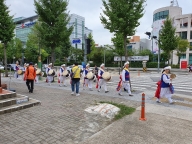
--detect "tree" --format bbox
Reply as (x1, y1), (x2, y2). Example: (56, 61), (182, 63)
(111, 33), (125, 67)
(158, 17), (178, 65)
(176, 38), (189, 64)
(25, 29), (49, 63)
(0, 0), (15, 76)
(100, 0), (146, 61)
(34, 0), (73, 66)
(7, 38), (23, 64)
(87, 33), (96, 61)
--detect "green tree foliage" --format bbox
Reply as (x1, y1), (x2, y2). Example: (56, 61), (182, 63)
(111, 33), (125, 67)
(69, 47), (84, 63)
(25, 29), (48, 63)
(87, 33), (96, 61)
(137, 49), (153, 62)
(34, 0), (73, 66)
(7, 38), (23, 63)
(176, 38), (189, 64)
(158, 17), (178, 64)
(100, 0), (146, 60)
(0, 0), (15, 76)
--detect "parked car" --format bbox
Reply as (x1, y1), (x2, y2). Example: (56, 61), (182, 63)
(0, 65), (4, 70)
(5, 64), (15, 71)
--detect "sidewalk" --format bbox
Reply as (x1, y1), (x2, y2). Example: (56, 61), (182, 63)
(1, 77), (192, 144)
(81, 107), (192, 144)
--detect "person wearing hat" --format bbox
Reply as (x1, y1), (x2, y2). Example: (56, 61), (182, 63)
(34, 63), (39, 83)
(14, 61), (20, 79)
(118, 61), (133, 96)
(159, 66), (175, 104)
(59, 64), (67, 87)
(46, 63), (54, 86)
(24, 62), (36, 93)
(83, 63), (93, 91)
(97, 63), (109, 93)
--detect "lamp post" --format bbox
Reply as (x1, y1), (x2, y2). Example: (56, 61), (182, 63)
(153, 37), (160, 73)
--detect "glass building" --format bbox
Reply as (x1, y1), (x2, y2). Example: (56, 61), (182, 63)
(67, 14), (92, 49)
(14, 15), (38, 45)
(14, 14), (92, 48)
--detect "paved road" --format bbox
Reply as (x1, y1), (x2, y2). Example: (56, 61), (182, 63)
(1, 71), (192, 144)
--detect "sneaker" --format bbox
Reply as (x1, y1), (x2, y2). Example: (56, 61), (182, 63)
(76, 93), (80, 96)
(98, 89), (100, 92)
(59, 85), (62, 87)
(118, 93), (123, 96)
(170, 101), (176, 104)
(156, 101), (162, 103)
(105, 91), (109, 93)
(71, 92), (74, 95)
(129, 94), (133, 96)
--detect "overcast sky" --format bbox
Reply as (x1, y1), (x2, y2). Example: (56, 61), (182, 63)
(5, 0), (192, 45)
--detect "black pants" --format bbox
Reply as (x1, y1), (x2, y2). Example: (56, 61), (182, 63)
(26, 79), (34, 92)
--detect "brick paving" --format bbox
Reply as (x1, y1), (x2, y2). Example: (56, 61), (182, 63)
(0, 77), (140, 144)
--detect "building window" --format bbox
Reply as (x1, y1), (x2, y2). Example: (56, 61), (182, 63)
(190, 42), (192, 51)
(180, 54), (186, 59)
(190, 31), (192, 39)
(153, 10), (169, 22)
(179, 31), (187, 39)
(180, 18), (188, 28)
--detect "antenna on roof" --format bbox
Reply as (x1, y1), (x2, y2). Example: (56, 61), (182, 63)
(170, 0), (179, 7)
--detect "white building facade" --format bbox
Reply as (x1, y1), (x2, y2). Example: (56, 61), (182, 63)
(152, 1), (192, 65)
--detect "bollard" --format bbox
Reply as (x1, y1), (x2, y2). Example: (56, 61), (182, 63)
(138, 70), (140, 76)
(139, 93), (146, 121)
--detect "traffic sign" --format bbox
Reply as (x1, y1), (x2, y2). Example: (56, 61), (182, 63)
(72, 39), (81, 44)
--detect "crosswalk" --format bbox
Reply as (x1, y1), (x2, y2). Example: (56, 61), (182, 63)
(107, 73), (192, 95)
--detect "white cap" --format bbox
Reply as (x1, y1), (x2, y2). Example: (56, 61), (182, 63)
(35, 63), (37, 66)
(49, 63), (52, 66)
(100, 63), (104, 67)
(89, 68), (93, 71)
(86, 63), (90, 67)
(164, 66), (171, 70)
(124, 61), (129, 66)
(24, 63), (26, 66)
(61, 64), (65, 67)
(26, 64), (29, 67)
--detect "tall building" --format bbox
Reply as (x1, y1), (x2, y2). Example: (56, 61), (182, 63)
(14, 15), (38, 45)
(67, 14), (92, 49)
(14, 14), (92, 48)
(152, 0), (192, 65)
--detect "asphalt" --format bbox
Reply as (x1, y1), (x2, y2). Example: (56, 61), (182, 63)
(1, 71), (192, 144)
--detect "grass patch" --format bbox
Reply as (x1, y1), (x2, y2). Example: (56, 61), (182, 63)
(100, 101), (136, 120)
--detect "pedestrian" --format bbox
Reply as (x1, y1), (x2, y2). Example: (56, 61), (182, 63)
(83, 63), (93, 91)
(24, 62), (36, 93)
(159, 66), (175, 104)
(94, 65), (98, 78)
(46, 63), (54, 86)
(71, 62), (81, 96)
(14, 61), (20, 79)
(22, 63), (27, 81)
(59, 64), (67, 87)
(97, 63), (109, 93)
(118, 61), (133, 96)
(34, 63), (40, 83)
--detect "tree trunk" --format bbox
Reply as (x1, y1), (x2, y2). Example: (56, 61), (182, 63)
(124, 35), (128, 61)
(3, 43), (8, 77)
(51, 48), (55, 67)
